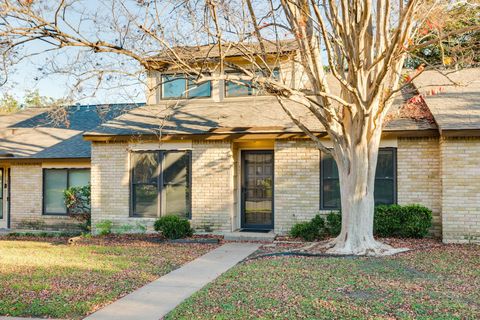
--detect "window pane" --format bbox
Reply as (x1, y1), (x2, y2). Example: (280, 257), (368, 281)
(272, 69), (280, 80)
(162, 75), (186, 99)
(320, 149), (396, 209)
(164, 151), (188, 184)
(376, 150), (394, 178)
(69, 169), (90, 187)
(132, 152), (158, 184)
(188, 79), (211, 98)
(163, 151), (190, 218)
(322, 154), (339, 179)
(45, 170), (68, 214)
(322, 179), (341, 209)
(374, 179), (395, 205)
(165, 185), (189, 218)
(134, 184), (158, 217)
(226, 80), (253, 97)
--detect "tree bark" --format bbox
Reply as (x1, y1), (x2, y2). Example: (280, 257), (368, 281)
(325, 133), (408, 256)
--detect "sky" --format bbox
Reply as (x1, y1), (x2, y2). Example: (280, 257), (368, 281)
(2, 0), (290, 105)
(3, 0), (149, 105)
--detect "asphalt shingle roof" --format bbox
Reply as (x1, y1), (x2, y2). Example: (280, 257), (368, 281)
(150, 39), (298, 64)
(84, 96), (436, 138)
(413, 68), (480, 132)
(0, 103), (143, 159)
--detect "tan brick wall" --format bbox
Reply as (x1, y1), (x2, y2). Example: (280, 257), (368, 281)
(397, 137), (442, 236)
(274, 140), (320, 234)
(90, 142), (139, 231)
(88, 137), (479, 242)
(191, 141), (234, 232)
(440, 137), (480, 243)
(9, 164), (82, 231)
(90, 140), (234, 233)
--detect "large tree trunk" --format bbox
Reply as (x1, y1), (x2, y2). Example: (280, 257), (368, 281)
(325, 135), (408, 256)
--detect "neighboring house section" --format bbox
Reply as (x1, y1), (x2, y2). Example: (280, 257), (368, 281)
(0, 104), (142, 230)
(414, 70), (480, 243)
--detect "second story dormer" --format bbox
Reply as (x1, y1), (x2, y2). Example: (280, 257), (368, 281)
(144, 39), (312, 104)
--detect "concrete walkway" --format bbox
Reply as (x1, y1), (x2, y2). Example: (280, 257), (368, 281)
(84, 242), (260, 320)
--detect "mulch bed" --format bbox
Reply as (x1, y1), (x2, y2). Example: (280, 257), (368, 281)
(251, 237), (447, 259)
(0, 233), (225, 246)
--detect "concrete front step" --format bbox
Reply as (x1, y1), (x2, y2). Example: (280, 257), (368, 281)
(223, 231), (276, 242)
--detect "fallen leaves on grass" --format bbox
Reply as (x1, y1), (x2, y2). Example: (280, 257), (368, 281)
(0, 238), (218, 319)
(166, 240), (480, 320)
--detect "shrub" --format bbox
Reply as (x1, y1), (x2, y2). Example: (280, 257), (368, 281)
(373, 204), (432, 238)
(96, 220), (113, 236)
(64, 185), (91, 232)
(398, 204), (432, 238)
(154, 215), (193, 239)
(289, 205), (432, 241)
(290, 214), (325, 241)
(325, 211), (342, 236)
(374, 205), (402, 237)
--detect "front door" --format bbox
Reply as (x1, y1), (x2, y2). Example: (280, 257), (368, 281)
(241, 150), (274, 230)
(0, 168), (7, 229)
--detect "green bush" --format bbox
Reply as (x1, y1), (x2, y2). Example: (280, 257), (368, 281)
(398, 204), (432, 238)
(64, 185), (91, 232)
(325, 211), (342, 236)
(290, 214), (325, 241)
(374, 205), (402, 237)
(154, 215), (193, 239)
(96, 220), (113, 236)
(290, 204), (432, 240)
(374, 204), (432, 238)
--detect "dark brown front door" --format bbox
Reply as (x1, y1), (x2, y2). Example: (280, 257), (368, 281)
(241, 150), (274, 230)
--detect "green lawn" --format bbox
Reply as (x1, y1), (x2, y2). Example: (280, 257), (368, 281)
(167, 243), (480, 319)
(0, 237), (216, 319)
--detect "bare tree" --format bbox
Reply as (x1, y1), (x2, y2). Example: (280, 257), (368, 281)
(1, 0), (479, 255)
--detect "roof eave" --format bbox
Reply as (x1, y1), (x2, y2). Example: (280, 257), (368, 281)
(83, 128), (440, 142)
(440, 128), (480, 137)
(0, 157), (91, 164)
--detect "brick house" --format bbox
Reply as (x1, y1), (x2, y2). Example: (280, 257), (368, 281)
(0, 45), (479, 243)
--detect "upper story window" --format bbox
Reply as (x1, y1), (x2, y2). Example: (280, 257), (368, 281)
(320, 148), (397, 210)
(161, 74), (211, 99)
(225, 69), (280, 97)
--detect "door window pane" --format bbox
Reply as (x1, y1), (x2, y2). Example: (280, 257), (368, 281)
(69, 169), (90, 187)
(44, 170), (68, 214)
(162, 75), (186, 99)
